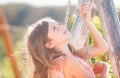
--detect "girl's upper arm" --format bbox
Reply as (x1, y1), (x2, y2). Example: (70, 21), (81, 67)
(63, 56), (94, 78)
(76, 45), (107, 59)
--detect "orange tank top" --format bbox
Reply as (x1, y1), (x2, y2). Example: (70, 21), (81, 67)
(48, 55), (96, 78)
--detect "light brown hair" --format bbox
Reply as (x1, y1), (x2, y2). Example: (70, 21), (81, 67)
(25, 18), (65, 78)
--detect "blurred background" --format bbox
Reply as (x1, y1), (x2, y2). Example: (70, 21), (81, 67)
(0, 0), (120, 78)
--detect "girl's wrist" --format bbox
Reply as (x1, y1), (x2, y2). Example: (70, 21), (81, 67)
(86, 20), (92, 25)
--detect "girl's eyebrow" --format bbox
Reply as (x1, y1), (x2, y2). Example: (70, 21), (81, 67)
(51, 24), (57, 31)
(59, 22), (64, 25)
(49, 24), (54, 31)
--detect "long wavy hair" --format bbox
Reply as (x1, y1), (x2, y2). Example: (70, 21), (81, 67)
(25, 18), (66, 78)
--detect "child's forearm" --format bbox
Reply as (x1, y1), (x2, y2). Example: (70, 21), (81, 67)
(87, 21), (108, 57)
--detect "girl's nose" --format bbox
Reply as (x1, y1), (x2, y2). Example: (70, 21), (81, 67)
(59, 25), (66, 30)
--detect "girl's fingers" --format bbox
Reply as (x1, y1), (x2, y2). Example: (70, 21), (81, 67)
(83, 2), (89, 6)
(81, 6), (89, 12)
(82, 2), (89, 8)
(80, 2), (91, 20)
(82, 9), (89, 13)
(82, 4), (89, 8)
(93, 63), (104, 74)
(94, 68), (101, 75)
(80, 5), (90, 15)
(81, 11), (89, 16)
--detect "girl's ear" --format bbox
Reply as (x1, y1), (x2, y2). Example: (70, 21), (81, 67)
(45, 41), (55, 49)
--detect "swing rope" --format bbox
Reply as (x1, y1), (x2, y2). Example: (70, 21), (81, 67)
(65, 0), (93, 66)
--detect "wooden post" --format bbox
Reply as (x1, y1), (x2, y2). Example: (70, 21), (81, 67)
(0, 7), (20, 78)
(0, 61), (2, 78)
(94, 0), (120, 77)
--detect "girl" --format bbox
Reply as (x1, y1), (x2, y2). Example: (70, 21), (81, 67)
(26, 2), (109, 78)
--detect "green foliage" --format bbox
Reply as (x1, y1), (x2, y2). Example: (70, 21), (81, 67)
(0, 38), (6, 60)
(92, 16), (103, 35)
(67, 14), (75, 30)
(14, 40), (27, 78)
(118, 9), (120, 21)
(92, 16), (114, 78)
(0, 27), (25, 78)
(1, 57), (15, 78)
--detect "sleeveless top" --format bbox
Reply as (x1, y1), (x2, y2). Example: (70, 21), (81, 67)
(48, 55), (96, 78)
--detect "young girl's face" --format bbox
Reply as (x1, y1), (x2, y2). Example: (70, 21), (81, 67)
(47, 21), (71, 46)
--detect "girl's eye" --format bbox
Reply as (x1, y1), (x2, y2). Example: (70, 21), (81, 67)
(59, 22), (64, 26)
(59, 23), (61, 25)
(53, 26), (56, 31)
(59, 23), (62, 26)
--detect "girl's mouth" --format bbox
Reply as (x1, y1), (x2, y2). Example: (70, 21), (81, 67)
(63, 30), (67, 34)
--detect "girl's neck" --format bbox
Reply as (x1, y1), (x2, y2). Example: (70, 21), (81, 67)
(54, 43), (72, 55)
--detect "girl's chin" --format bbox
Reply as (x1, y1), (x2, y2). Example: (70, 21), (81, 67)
(67, 34), (72, 40)
(68, 33), (72, 38)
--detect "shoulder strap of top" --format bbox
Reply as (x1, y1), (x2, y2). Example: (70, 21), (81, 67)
(48, 56), (65, 78)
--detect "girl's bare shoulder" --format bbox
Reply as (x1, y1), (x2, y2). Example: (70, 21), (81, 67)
(63, 55), (94, 78)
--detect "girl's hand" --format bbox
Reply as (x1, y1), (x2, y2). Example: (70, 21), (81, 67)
(93, 62), (104, 75)
(93, 62), (109, 78)
(80, 2), (91, 23)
